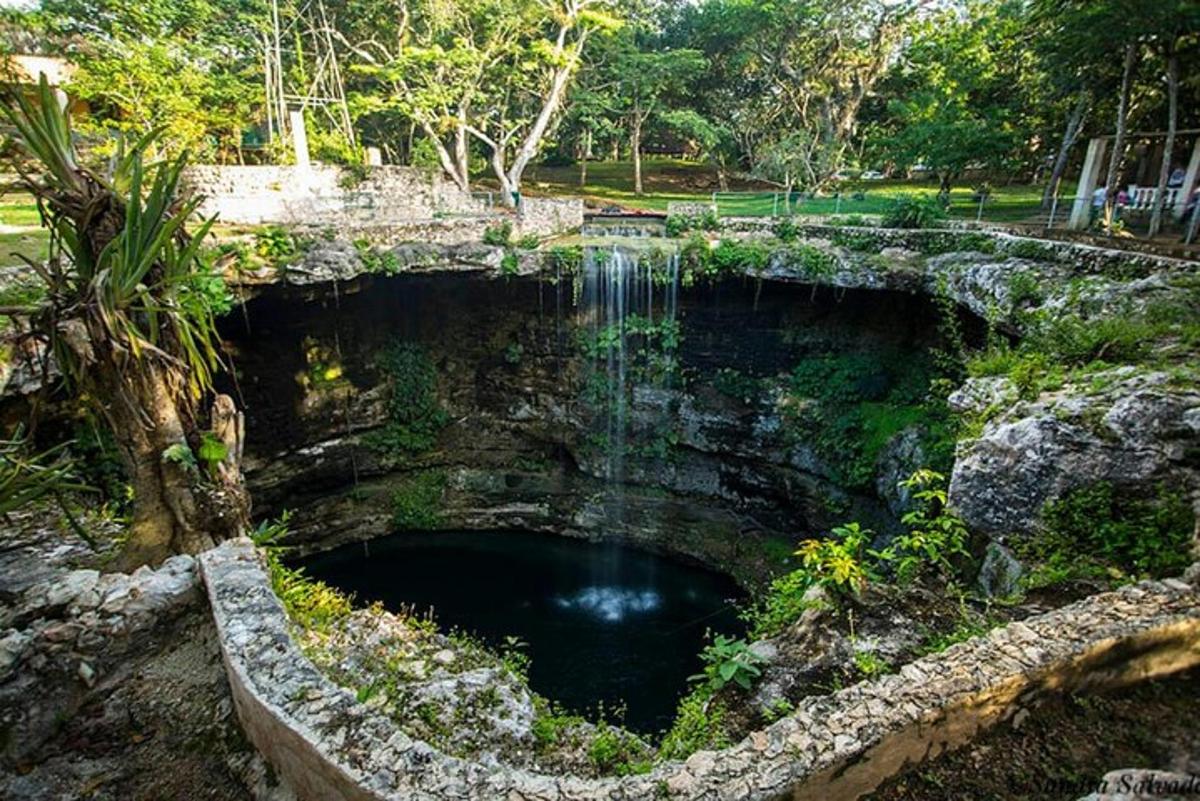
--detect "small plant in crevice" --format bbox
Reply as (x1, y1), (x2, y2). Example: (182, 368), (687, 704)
(691, 633), (765, 691)
(794, 522), (874, 597)
(482, 220), (513, 247)
(500, 250), (520, 277)
(657, 686), (730, 762)
(852, 648), (892, 679)
(876, 469), (969, 587)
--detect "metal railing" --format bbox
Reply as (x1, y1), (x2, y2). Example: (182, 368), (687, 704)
(705, 189), (1200, 243)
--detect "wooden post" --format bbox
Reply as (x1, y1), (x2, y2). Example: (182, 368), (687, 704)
(1174, 138), (1200, 220)
(290, 110), (310, 168)
(1069, 137), (1107, 230)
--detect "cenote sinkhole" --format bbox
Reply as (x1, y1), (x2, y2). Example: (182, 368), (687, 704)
(296, 529), (746, 733)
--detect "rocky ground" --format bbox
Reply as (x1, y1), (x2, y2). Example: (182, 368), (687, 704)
(0, 514), (289, 801)
(867, 669), (1200, 801)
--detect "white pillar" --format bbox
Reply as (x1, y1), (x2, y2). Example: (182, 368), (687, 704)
(1069, 137), (1107, 230)
(1173, 138), (1200, 220)
(366, 146), (382, 166)
(289, 110), (310, 168)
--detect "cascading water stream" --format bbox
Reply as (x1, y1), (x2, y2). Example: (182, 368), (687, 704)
(577, 244), (681, 608)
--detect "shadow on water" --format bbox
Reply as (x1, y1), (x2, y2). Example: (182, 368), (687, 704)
(296, 529), (746, 734)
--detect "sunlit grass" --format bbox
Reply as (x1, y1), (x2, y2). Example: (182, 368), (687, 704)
(503, 158), (1070, 224)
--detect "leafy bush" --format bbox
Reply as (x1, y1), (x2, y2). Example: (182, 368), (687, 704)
(772, 216), (801, 242)
(267, 552), (352, 633)
(878, 469), (969, 585)
(830, 228), (881, 252)
(1006, 239), (1060, 262)
(543, 244), (583, 274)
(657, 687), (730, 761)
(741, 568), (818, 640)
(254, 225), (298, 265)
(1038, 482), (1193, 577)
(515, 233), (540, 250)
(881, 194), (946, 229)
(482, 220), (513, 247)
(391, 470), (446, 529)
(794, 522), (873, 597)
(365, 342), (448, 457)
(691, 634), (765, 691)
(665, 214), (690, 238)
(1007, 271), (1044, 307)
(500, 251), (520, 276)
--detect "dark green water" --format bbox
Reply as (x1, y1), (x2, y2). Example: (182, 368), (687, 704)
(297, 529), (746, 733)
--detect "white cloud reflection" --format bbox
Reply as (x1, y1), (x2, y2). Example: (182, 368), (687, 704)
(554, 586), (661, 622)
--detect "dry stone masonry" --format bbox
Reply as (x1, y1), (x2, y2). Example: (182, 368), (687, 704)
(200, 538), (1200, 801)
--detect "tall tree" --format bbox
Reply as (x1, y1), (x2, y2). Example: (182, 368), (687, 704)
(2, 80), (250, 567)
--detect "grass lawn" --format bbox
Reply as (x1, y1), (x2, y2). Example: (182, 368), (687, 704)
(0, 193), (48, 267)
(512, 158), (1072, 225)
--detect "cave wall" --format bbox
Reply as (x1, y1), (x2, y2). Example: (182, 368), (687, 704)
(220, 270), (946, 583)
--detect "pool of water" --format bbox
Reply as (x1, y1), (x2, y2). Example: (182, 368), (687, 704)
(296, 529), (746, 733)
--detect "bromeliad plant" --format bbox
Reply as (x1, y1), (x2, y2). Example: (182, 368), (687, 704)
(1, 76), (249, 567)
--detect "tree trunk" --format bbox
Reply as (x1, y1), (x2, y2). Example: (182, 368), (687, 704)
(1148, 46), (1179, 237)
(632, 110), (643, 195)
(1104, 42), (1137, 233)
(579, 129), (591, 188)
(454, 109), (471, 193)
(105, 360), (249, 570)
(1042, 91), (1089, 210)
(421, 120), (469, 193)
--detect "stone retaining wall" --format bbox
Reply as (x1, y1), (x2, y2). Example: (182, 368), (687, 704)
(200, 538), (1200, 801)
(182, 165), (583, 239)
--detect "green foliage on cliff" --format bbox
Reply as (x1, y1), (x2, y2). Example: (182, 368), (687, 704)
(366, 343), (449, 458)
(390, 470), (447, 529)
(267, 554), (352, 634)
(780, 348), (954, 489)
(1028, 482), (1194, 582)
(657, 688), (731, 762)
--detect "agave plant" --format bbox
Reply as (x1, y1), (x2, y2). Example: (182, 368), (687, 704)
(1, 76), (249, 567)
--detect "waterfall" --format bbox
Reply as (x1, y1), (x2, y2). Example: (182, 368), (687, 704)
(578, 244), (681, 487)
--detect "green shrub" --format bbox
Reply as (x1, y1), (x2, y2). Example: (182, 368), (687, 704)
(665, 214), (690, 238)
(657, 687), (730, 761)
(391, 470), (446, 529)
(881, 194), (946, 229)
(482, 220), (513, 247)
(1006, 239), (1060, 262)
(830, 228), (881, 252)
(1007, 271), (1044, 307)
(741, 568), (818, 640)
(852, 649), (892, 678)
(877, 469), (969, 585)
(691, 634), (764, 691)
(794, 522), (873, 597)
(588, 722), (649, 775)
(1038, 482), (1194, 577)
(515, 233), (540, 250)
(500, 251), (520, 276)
(772, 216), (801, 242)
(543, 244), (583, 274)
(365, 342), (449, 457)
(267, 552), (352, 633)
(254, 225), (298, 266)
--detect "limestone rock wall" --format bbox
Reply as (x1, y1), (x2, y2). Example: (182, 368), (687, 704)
(200, 538), (1200, 801)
